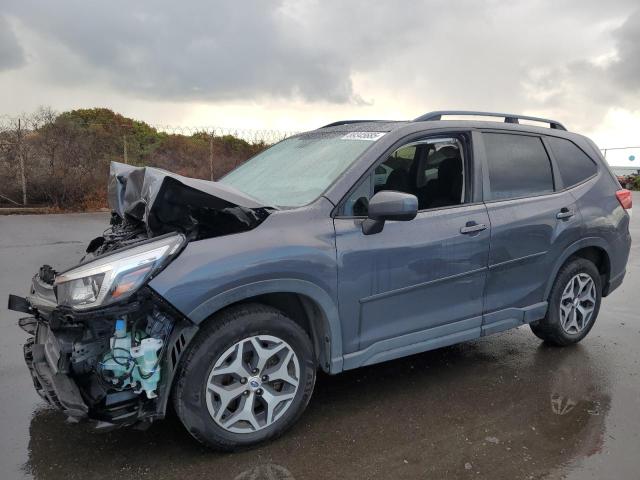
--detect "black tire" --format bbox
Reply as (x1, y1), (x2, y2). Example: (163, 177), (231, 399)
(173, 303), (316, 451)
(530, 257), (602, 346)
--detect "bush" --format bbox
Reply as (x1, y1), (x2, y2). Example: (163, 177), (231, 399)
(0, 108), (270, 209)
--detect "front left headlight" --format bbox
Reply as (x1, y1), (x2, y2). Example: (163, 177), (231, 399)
(54, 233), (185, 310)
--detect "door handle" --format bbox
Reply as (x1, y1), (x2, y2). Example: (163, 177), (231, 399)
(556, 207), (575, 220)
(460, 222), (487, 234)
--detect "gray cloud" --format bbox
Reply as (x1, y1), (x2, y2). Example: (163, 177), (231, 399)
(4, 0), (358, 103)
(611, 9), (640, 92)
(3, 0), (640, 131)
(518, 6), (640, 130)
(0, 15), (26, 71)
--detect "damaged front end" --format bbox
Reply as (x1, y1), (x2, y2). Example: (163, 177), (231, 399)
(8, 162), (272, 429)
(9, 234), (196, 429)
(12, 287), (196, 428)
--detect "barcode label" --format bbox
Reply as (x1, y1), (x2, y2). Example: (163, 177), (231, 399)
(341, 132), (386, 141)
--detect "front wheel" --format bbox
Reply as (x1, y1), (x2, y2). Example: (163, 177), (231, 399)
(173, 304), (316, 450)
(530, 258), (602, 346)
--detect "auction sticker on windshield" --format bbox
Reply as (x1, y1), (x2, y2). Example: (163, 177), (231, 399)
(341, 132), (386, 141)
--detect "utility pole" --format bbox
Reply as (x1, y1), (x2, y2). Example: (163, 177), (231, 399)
(123, 134), (128, 164)
(17, 118), (27, 205)
(209, 133), (214, 181)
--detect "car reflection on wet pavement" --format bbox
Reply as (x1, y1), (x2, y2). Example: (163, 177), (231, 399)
(2, 206), (639, 480)
(23, 337), (612, 479)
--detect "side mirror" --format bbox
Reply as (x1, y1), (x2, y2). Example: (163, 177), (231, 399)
(362, 191), (418, 235)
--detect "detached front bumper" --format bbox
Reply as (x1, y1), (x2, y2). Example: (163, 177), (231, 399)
(9, 273), (197, 429)
(11, 290), (91, 421)
(24, 324), (89, 419)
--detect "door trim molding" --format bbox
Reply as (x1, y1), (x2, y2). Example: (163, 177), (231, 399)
(488, 251), (547, 270)
(359, 266), (488, 304)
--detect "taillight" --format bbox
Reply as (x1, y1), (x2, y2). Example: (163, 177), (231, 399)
(616, 189), (632, 210)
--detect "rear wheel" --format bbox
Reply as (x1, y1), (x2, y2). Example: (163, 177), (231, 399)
(173, 303), (316, 450)
(530, 258), (602, 346)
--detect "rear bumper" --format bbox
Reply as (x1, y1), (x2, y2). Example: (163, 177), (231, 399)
(603, 268), (626, 297)
(603, 227), (631, 297)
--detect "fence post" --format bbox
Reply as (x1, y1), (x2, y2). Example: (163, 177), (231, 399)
(209, 133), (214, 181)
(123, 134), (128, 164)
(17, 118), (27, 205)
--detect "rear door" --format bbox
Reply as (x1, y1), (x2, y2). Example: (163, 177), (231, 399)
(479, 131), (583, 334)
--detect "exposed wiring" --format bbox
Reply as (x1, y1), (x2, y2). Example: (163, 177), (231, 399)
(97, 346), (135, 386)
(96, 324), (171, 384)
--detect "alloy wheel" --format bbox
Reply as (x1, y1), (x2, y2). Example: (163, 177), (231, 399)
(205, 335), (300, 433)
(559, 273), (597, 334)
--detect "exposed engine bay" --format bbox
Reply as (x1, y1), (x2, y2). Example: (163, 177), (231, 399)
(9, 162), (272, 428)
(18, 288), (192, 426)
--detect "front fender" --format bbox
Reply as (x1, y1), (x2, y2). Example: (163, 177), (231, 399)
(148, 198), (343, 371)
(184, 278), (343, 372)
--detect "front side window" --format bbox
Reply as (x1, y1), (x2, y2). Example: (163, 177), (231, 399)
(342, 137), (465, 216)
(220, 131), (383, 208)
(484, 133), (554, 201)
(546, 136), (597, 188)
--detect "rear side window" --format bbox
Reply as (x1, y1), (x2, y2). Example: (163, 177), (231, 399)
(546, 136), (597, 188)
(484, 133), (554, 201)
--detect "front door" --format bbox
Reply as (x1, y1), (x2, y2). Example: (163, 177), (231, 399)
(334, 135), (490, 368)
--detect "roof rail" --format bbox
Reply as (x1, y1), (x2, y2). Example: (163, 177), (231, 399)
(413, 110), (567, 131)
(321, 119), (389, 128)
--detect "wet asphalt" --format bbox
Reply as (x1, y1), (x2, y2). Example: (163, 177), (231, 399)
(0, 203), (639, 480)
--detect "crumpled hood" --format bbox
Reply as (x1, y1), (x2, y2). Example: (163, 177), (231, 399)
(107, 161), (270, 239)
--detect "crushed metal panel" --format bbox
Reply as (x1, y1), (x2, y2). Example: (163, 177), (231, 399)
(106, 161), (271, 240)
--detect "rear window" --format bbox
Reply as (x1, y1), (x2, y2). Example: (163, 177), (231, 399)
(484, 133), (554, 201)
(546, 136), (597, 188)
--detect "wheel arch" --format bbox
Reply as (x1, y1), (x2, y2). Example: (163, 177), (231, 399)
(545, 238), (612, 298)
(187, 279), (343, 373)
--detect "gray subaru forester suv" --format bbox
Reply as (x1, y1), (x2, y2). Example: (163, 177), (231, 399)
(9, 111), (631, 450)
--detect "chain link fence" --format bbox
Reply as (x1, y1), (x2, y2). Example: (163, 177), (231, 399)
(150, 124), (296, 144)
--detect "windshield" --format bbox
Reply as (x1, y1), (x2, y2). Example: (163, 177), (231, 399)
(219, 131), (384, 207)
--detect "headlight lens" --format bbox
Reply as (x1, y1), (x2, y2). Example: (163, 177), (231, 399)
(54, 233), (184, 310)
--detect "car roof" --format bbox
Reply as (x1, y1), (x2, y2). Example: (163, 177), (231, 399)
(313, 110), (579, 139)
(315, 116), (605, 207)
(312, 119), (587, 143)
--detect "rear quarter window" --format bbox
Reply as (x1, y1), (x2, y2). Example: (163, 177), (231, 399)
(546, 136), (598, 188)
(483, 133), (554, 201)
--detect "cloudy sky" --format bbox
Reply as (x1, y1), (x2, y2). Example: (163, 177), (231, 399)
(1, 0), (639, 160)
